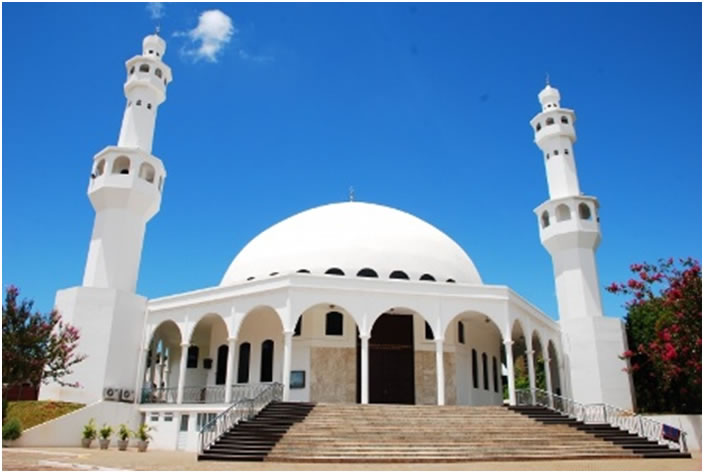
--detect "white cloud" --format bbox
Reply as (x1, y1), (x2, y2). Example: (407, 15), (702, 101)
(146, 2), (165, 20)
(181, 10), (235, 63)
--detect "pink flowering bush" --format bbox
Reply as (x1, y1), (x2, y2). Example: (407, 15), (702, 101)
(2, 286), (86, 390)
(607, 258), (701, 413)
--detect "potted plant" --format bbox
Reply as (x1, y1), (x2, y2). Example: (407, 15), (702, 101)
(117, 424), (131, 451)
(98, 424), (113, 450)
(81, 418), (97, 448)
(135, 423), (153, 452)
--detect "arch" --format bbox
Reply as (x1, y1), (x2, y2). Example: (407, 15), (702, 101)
(188, 313), (229, 343)
(296, 269), (310, 274)
(541, 211), (550, 228)
(260, 340), (274, 382)
(112, 156), (130, 175)
(446, 278), (456, 283)
(578, 203), (592, 220)
(561, 116), (569, 124)
(95, 159), (106, 177)
(139, 162), (156, 183)
(215, 344), (228, 385)
(531, 330), (546, 390)
(555, 204), (571, 222)
(155, 68), (163, 79)
(389, 270), (409, 280)
(144, 320), (183, 395)
(419, 273), (436, 281)
(139, 63), (150, 73)
(546, 117), (555, 126)
(510, 319), (530, 393)
(357, 268), (378, 278)
(325, 267), (345, 276)
(547, 340), (561, 396)
(236, 342), (251, 383)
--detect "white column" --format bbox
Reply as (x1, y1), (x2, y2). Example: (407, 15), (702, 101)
(134, 344), (149, 400)
(282, 331), (293, 401)
(158, 350), (166, 387)
(544, 356), (554, 408)
(435, 338), (445, 406)
(503, 339), (516, 405)
(360, 334), (370, 404)
(176, 342), (189, 405)
(148, 340), (157, 387)
(526, 348), (536, 404)
(224, 337), (237, 403)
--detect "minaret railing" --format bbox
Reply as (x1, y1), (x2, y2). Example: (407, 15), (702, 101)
(515, 387), (688, 453)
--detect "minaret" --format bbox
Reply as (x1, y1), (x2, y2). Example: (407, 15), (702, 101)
(83, 33), (172, 292)
(40, 33), (173, 405)
(531, 84), (634, 409)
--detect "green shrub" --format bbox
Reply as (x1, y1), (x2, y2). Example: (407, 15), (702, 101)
(135, 423), (152, 442)
(2, 397), (7, 421)
(82, 418), (97, 440)
(2, 418), (22, 441)
(99, 424), (113, 440)
(118, 424), (131, 441)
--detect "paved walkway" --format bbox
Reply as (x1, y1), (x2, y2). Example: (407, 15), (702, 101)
(2, 447), (701, 471)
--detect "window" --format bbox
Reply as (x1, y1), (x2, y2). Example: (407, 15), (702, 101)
(357, 268), (378, 278)
(472, 349), (478, 389)
(553, 149), (559, 156)
(149, 50), (154, 54)
(325, 311), (343, 336)
(112, 156), (130, 175)
(155, 68), (163, 78)
(150, 412), (159, 422)
(546, 117), (555, 126)
(579, 203), (592, 220)
(556, 204), (571, 222)
(325, 267), (344, 276)
(158, 176), (163, 191)
(294, 317), (302, 336)
(130, 66), (135, 75)
(164, 412), (174, 422)
(420, 273), (436, 281)
(458, 321), (465, 344)
(446, 278), (456, 283)
(179, 414), (189, 432)
(425, 321), (433, 340)
(215, 345), (228, 385)
(482, 353), (489, 390)
(95, 159), (106, 177)
(389, 270), (409, 280)
(139, 162), (155, 183)
(296, 269), (310, 274)
(536, 123), (541, 132)
(492, 356), (499, 393)
(237, 343), (250, 383)
(139, 64), (150, 73)
(186, 346), (199, 368)
(561, 116), (569, 124)
(147, 103), (152, 110)
(260, 340), (274, 382)
(196, 413), (216, 430)
(269, 272), (279, 276)
(564, 148), (570, 155)
(546, 153), (550, 160)
(136, 99), (142, 106)
(541, 211), (550, 228)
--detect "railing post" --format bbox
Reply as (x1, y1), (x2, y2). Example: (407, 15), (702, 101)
(602, 404), (608, 424)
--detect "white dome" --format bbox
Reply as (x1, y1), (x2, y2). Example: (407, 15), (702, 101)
(221, 202), (482, 286)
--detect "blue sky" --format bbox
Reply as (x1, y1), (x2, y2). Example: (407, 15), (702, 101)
(2, 3), (701, 320)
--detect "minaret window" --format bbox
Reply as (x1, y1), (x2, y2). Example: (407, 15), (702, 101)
(546, 117), (555, 126)
(535, 123), (542, 132)
(325, 267), (344, 276)
(158, 176), (163, 191)
(136, 100), (142, 106)
(389, 270), (409, 280)
(578, 203), (592, 220)
(139, 162), (156, 183)
(446, 278), (455, 283)
(420, 273), (436, 281)
(129, 66), (135, 75)
(139, 64), (150, 73)
(95, 159), (106, 177)
(147, 103), (152, 110)
(541, 211), (550, 228)
(112, 156), (130, 175)
(155, 68), (163, 79)
(564, 149), (570, 155)
(561, 116), (569, 124)
(553, 150), (559, 156)
(556, 204), (571, 222)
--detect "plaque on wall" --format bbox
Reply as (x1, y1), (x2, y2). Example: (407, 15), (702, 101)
(290, 370), (305, 389)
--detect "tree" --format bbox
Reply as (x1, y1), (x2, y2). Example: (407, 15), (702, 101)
(606, 258), (701, 413)
(2, 286), (86, 389)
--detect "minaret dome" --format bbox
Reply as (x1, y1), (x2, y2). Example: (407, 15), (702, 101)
(143, 33), (166, 58)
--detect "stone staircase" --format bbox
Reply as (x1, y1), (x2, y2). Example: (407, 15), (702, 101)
(200, 401), (688, 463)
(509, 405), (690, 459)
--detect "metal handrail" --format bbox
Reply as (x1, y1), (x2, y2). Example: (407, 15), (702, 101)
(197, 382), (283, 455)
(141, 383), (278, 405)
(515, 388), (688, 453)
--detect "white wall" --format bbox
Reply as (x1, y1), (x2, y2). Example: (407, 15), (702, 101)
(644, 414), (702, 451)
(15, 401), (141, 448)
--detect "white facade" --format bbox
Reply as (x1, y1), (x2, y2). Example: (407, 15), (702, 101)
(34, 34), (635, 451)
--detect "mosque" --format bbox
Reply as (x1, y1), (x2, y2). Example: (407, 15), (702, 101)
(32, 33), (635, 452)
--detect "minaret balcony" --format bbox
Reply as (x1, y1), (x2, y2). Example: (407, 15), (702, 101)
(534, 196), (601, 251)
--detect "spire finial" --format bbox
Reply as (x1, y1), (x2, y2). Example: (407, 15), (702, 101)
(155, 24), (161, 35)
(349, 186), (355, 202)
(545, 72), (550, 86)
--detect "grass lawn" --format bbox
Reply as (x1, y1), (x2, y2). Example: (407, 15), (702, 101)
(5, 400), (84, 430)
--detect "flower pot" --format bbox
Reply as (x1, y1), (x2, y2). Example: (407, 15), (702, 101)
(137, 440), (149, 452)
(99, 438), (110, 450)
(81, 438), (93, 448)
(117, 439), (129, 451)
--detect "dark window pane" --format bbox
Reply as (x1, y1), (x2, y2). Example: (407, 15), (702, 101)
(294, 317), (302, 336)
(260, 340), (274, 382)
(425, 321), (433, 340)
(237, 343), (250, 383)
(186, 346), (199, 368)
(326, 311), (344, 336)
(458, 321), (465, 344)
(482, 353), (489, 390)
(472, 349), (478, 389)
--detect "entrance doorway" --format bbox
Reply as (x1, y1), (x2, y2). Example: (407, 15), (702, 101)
(357, 313), (415, 404)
